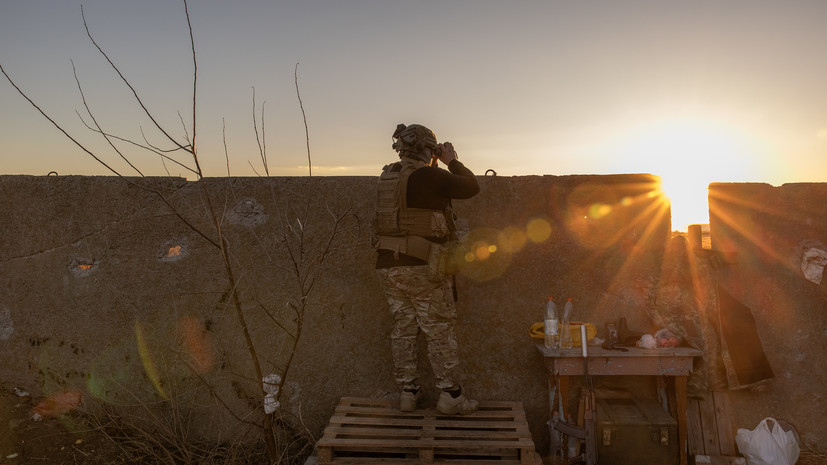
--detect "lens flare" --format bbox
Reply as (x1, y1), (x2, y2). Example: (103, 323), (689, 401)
(474, 241), (492, 260)
(86, 342), (141, 404)
(526, 218), (552, 243)
(455, 227), (512, 281)
(564, 181), (664, 249)
(135, 321), (168, 399)
(497, 226), (528, 253)
(177, 316), (215, 374)
(588, 203), (613, 219)
(32, 390), (83, 419)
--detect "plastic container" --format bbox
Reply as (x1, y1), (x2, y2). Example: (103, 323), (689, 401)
(544, 297), (559, 349)
(560, 298), (574, 349)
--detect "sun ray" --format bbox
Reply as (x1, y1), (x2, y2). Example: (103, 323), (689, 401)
(572, 182), (673, 302)
(611, 114), (759, 231)
(708, 188), (802, 273)
(594, 194), (672, 284)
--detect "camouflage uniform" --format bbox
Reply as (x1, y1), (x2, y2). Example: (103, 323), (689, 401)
(374, 123), (479, 398)
(376, 265), (460, 391)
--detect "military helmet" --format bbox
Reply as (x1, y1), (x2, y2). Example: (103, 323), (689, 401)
(392, 123), (438, 162)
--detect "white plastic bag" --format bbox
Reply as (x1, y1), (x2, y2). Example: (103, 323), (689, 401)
(262, 374), (281, 414)
(735, 417), (800, 465)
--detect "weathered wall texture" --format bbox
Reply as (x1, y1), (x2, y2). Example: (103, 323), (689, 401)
(0, 175), (823, 452)
(709, 182), (827, 450)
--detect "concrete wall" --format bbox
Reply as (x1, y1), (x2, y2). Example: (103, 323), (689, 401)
(709, 182), (827, 450)
(0, 175), (823, 452)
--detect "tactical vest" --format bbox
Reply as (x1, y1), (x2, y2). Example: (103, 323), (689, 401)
(374, 161), (454, 262)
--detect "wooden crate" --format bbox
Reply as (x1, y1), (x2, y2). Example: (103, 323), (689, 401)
(315, 397), (536, 465)
(595, 394), (678, 465)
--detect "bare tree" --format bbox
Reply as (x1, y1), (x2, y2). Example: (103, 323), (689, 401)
(1, 2), (344, 463)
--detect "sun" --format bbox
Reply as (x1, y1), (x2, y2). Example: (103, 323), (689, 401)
(613, 116), (755, 231)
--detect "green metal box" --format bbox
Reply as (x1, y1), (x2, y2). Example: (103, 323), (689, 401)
(596, 395), (678, 465)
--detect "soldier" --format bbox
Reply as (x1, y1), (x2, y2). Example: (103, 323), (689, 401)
(374, 123), (480, 414)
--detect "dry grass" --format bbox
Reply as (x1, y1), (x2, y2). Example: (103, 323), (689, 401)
(84, 398), (314, 465)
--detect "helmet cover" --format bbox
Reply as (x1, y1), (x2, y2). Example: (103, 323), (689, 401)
(392, 123), (438, 162)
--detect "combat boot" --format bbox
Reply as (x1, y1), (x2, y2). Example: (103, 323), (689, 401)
(437, 389), (478, 415)
(400, 388), (422, 412)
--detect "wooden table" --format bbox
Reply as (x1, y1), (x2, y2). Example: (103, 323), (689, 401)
(536, 344), (702, 465)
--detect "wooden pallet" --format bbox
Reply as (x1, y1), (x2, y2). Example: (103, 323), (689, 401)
(315, 397), (536, 465)
(687, 391), (745, 464)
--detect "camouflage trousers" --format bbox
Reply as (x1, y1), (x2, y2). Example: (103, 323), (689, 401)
(376, 265), (460, 391)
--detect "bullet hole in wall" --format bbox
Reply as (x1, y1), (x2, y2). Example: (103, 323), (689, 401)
(226, 198), (267, 227)
(68, 258), (98, 277)
(159, 237), (189, 262)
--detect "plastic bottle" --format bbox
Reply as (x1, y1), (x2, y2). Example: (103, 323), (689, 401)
(544, 297), (559, 349)
(560, 298), (574, 349)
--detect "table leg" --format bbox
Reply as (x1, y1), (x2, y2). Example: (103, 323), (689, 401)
(558, 375), (570, 420)
(558, 376), (571, 462)
(675, 376), (688, 465)
(547, 372), (556, 456)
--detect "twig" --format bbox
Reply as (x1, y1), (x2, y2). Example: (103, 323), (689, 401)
(295, 63), (311, 176)
(0, 63), (129, 182)
(183, 0), (200, 176)
(71, 60), (145, 177)
(81, 5), (190, 157)
(75, 115), (197, 175)
(223, 118), (231, 177)
(252, 87), (269, 176)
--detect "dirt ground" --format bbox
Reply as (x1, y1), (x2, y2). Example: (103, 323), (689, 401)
(0, 385), (123, 465)
(4, 384), (825, 465)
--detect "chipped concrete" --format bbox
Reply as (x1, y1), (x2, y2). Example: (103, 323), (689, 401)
(158, 237), (189, 262)
(226, 197), (268, 226)
(0, 307), (13, 340)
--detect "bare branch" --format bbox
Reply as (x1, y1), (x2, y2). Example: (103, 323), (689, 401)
(261, 101), (267, 173)
(295, 63), (311, 176)
(72, 60), (145, 177)
(76, 111), (198, 177)
(258, 301), (295, 339)
(223, 118), (231, 177)
(0, 62), (146, 185)
(185, 363), (261, 428)
(6, 4), (328, 461)
(183, 0), (201, 178)
(81, 5), (190, 157)
(161, 154), (172, 176)
(252, 87), (270, 176)
(248, 160), (263, 177)
(177, 111), (191, 148)
(0, 63), (219, 248)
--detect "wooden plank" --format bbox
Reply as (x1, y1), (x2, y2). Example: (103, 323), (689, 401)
(712, 391), (736, 456)
(537, 346), (704, 358)
(698, 393), (720, 456)
(686, 398), (705, 456)
(325, 417), (531, 432)
(540, 346), (702, 377)
(693, 455), (747, 465)
(317, 397), (535, 465)
(323, 460), (527, 465)
(550, 356), (696, 376)
(321, 437), (534, 450)
(675, 376), (689, 465)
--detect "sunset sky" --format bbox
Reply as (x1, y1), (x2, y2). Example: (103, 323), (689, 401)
(1, 1), (826, 230)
